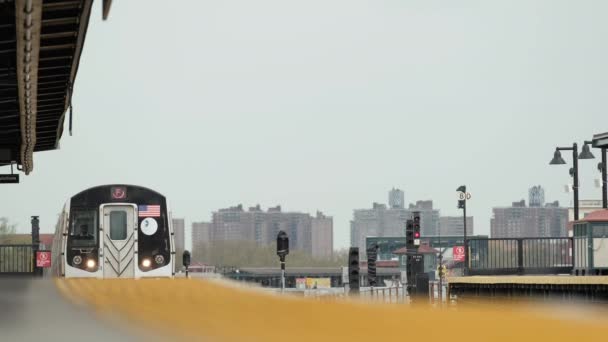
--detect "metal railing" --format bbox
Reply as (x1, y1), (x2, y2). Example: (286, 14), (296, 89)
(428, 280), (448, 304)
(467, 238), (572, 275)
(0, 245), (35, 275)
(359, 285), (406, 303)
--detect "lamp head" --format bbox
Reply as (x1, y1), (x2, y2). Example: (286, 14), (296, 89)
(578, 144), (595, 160)
(550, 150), (566, 165)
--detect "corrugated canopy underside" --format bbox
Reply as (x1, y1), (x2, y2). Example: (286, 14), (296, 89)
(0, 0), (93, 171)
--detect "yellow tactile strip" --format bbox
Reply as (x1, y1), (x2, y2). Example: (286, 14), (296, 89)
(449, 276), (608, 285)
(56, 278), (608, 342)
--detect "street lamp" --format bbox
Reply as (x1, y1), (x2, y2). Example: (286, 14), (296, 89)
(592, 132), (608, 209)
(579, 143), (595, 160)
(549, 143), (590, 221)
(578, 140), (599, 210)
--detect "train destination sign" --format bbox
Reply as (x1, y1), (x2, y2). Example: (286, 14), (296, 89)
(0, 174), (19, 184)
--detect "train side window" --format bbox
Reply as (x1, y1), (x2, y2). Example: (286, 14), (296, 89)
(110, 211), (128, 240)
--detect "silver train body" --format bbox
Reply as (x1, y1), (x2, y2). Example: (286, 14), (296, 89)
(47, 184), (175, 279)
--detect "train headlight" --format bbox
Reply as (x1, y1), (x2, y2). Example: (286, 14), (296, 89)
(142, 258), (151, 268)
(73, 255), (82, 265)
(86, 259), (96, 269)
(154, 255), (164, 265)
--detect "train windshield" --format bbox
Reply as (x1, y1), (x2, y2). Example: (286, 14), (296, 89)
(70, 210), (98, 247)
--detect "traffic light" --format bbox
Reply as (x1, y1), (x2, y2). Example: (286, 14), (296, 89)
(348, 247), (360, 294)
(31, 216), (40, 244)
(367, 244), (378, 287)
(405, 219), (414, 249)
(182, 250), (191, 267)
(457, 185), (466, 209)
(276, 230), (289, 262)
(412, 211), (421, 246)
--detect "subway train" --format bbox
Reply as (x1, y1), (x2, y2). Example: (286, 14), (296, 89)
(47, 185), (175, 278)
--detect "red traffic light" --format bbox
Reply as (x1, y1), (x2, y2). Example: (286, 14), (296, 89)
(414, 232), (420, 238)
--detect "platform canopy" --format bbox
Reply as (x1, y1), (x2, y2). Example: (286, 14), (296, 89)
(0, 0), (111, 174)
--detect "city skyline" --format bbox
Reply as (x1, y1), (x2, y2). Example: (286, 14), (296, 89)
(1, 1), (605, 249)
(6, 185), (602, 252)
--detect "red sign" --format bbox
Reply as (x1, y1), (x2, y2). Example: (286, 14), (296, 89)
(36, 251), (51, 268)
(111, 186), (127, 200)
(453, 246), (465, 262)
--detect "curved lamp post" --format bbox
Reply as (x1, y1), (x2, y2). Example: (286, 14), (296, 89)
(591, 132), (608, 209)
(550, 143), (596, 221)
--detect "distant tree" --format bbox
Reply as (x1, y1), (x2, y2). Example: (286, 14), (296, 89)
(0, 217), (16, 235)
(192, 240), (350, 268)
(0, 218), (25, 271)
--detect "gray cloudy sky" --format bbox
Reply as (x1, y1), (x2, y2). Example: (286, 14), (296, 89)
(1, 0), (606, 249)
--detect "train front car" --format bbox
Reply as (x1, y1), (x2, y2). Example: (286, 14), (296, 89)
(60, 185), (174, 279)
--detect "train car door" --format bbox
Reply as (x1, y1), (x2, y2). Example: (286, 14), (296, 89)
(102, 205), (136, 278)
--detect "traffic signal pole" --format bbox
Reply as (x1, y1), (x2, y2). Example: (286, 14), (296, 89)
(280, 256), (286, 292)
(405, 212), (424, 302)
(276, 231), (289, 293)
(463, 199), (467, 276)
(457, 185), (468, 276)
(31, 216), (41, 276)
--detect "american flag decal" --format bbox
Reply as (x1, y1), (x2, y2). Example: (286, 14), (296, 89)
(138, 205), (161, 217)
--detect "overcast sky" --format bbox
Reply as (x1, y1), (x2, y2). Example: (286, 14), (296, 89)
(1, 0), (606, 249)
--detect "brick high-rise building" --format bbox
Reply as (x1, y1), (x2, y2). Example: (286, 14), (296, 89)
(389, 188), (405, 209)
(209, 205), (333, 256)
(191, 221), (211, 261)
(491, 198), (568, 238)
(529, 185), (545, 207)
(439, 216), (474, 236)
(311, 212), (333, 258)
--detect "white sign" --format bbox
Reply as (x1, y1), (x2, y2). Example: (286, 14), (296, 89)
(458, 191), (472, 200)
(140, 217), (158, 236)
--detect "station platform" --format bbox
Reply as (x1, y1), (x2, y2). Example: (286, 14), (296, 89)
(0, 278), (154, 341)
(3, 276), (608, 340)
(447, 276), (608, 303)
(53, 277), (608, 341)
(449, 275), (608, 285)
